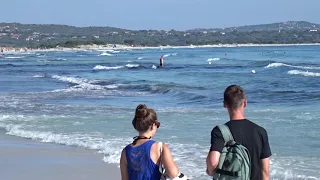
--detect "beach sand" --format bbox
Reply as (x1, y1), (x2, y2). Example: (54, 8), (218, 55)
(1, 43), (320, 54)
(0, 130), (120, 180)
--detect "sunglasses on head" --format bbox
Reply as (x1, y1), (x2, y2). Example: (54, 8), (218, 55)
(155, 121), (160, 128)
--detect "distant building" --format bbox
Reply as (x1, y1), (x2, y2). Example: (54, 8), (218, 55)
(11, 34), (21, 39)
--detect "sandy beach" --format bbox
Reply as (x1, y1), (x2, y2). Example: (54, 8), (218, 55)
(1, 43), (320, 54)
(0, 130), (120, 180)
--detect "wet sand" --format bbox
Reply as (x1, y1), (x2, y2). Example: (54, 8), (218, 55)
(0, 130), (120, 180)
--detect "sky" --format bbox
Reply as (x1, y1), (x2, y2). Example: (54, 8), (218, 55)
(1, 0), (320, 30)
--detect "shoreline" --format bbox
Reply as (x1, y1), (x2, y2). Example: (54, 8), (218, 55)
(0, 130), (120, 180)
(1, 43), (320, 54)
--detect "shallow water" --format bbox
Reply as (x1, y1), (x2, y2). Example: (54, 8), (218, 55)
(1, 46), (320, 179)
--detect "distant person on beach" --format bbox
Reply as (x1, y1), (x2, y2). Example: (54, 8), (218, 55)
(120, 104), (187, 180)
(206, 85), (271, 180)
(160, 55), (164, 67)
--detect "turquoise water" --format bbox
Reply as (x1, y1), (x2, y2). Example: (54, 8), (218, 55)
(1, 46), (320, 179)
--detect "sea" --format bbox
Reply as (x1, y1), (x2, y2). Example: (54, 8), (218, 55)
(0, 46), (320, 180)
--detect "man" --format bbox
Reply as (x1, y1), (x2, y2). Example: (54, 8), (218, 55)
(160, 55), (164, 67)
(206, 85), (271, 180)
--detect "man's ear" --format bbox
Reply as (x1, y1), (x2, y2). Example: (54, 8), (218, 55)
(223, 101), (227, 108)
(243, 99), (247, 108)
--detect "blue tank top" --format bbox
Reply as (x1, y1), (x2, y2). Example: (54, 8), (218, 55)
(125, 140), (161, 180)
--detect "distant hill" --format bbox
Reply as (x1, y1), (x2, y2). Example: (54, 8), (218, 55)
(0, 21), (320, 47)
(189, 21), (320, 32)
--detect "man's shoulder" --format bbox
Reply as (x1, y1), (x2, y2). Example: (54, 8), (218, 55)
(226, 119), (268, 134)
(211, 125), (221, 135)
(246, 120), (268, 133)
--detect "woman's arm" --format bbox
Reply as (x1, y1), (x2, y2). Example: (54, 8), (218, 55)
(161, 143), (180, 178)
(120, 149), (129, 180)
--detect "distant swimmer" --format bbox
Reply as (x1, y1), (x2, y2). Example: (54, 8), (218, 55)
(159, 55), (164, 67)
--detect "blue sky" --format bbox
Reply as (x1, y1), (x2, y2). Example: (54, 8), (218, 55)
(1, 0), (319, 30)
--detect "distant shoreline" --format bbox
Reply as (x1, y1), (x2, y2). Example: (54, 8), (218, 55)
(1, 43), (320, 53)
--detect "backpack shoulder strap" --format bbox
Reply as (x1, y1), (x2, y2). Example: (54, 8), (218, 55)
(158, 142), (163, 152)
(217, 124), (234, 143)
(158, 142), (166, 174)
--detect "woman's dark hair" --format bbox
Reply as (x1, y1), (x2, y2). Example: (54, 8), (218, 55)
(132, 104), (158, 132)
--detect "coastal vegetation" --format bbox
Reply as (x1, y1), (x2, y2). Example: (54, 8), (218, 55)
(0, 21), (319, 48)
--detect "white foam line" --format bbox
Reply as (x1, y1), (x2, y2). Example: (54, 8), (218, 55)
(288, 70), (320, 77)
(266, 63), (320, 70)
(93, 65), (124, 70)
(52, 75), (104, 90)
(0, 123), (128, 164)
(125, 64), (139, 68)
(207, 58), (220, 62)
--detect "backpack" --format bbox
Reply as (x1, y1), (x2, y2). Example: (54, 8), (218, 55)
(213, 125), (251, 180)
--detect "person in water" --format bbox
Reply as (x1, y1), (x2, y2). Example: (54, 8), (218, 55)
(120, 104), (186, 180)
(160, 55), (164, 67)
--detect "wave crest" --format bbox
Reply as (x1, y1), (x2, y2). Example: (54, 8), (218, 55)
(207, 58), (220, 62)
(266, 63), (320, 70)
(287, 70), (320, 77)
(93, 65), (124, 70)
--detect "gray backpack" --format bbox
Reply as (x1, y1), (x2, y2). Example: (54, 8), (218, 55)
(213, 125), (251, 180)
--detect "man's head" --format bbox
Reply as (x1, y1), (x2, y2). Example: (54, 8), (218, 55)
(223, 85), (247, 110)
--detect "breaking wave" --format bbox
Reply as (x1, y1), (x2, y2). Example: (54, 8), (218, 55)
(265, 63), (320, 70)
(287, 70), (320, 77)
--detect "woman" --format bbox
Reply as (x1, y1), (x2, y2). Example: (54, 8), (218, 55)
(120, 104), (185, 180)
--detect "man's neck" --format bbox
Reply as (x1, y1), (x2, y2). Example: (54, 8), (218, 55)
(228, 109), (245, 121)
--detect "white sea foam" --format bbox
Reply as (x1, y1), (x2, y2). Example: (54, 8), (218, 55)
(51, 75), (122, 92)
(288, 70), (320, 77)
(0, 114), (319, 180)
(105, 84), (119, 89)
(125, 64), (139, 68)
(98, 52), (113, 56)
(32, 75), (45, 78)
(207, 57), (220, 61)
(163, 53), (177, 57)
(0, 123), (129, 165)
(137, 57), (144, 60)
(93, 65), (124, 70)
(53, 58), (67, 61)
(52, 75), (104, 90)
(265, 63), (320, 70)
(4, 56), (24, 59)
(106, 50), (120, 53)
(98, 50), (120, 53)
(52, 75), (94, 84)
(73, 121), (84, 125)
(152, 65), (157, 69)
